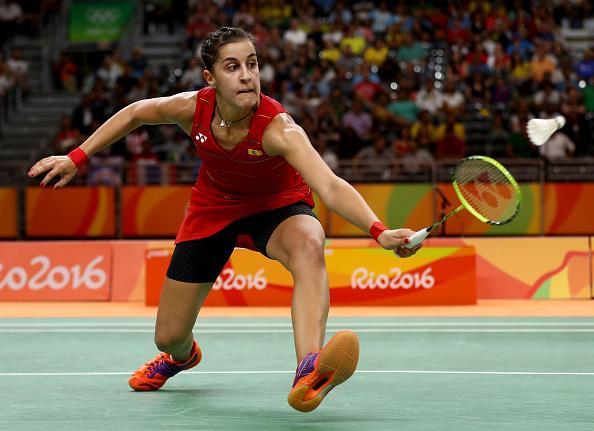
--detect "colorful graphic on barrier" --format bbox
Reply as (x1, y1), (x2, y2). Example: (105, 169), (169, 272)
(0, 238), (589, 302)
(329, 184), (434, 236)
(26, 187), (115, 237)
(145, 245), (476, 306)
(122, 186), (192, 236)
(426, 237), (590, 299)
(0, 188), (17, 238)
(16, 184), (594, 237)
(543, 184), (594, 234)
(0, 242), (111, 300)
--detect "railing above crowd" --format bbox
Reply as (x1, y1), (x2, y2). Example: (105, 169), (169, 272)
(3, 158), (594, 188)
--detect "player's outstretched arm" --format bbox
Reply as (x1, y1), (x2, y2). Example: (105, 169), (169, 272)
(28, 92), (196, 189)
(263, 113), (421, 258)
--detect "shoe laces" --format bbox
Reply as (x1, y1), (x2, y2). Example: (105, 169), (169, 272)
(143, 353), (169, 376)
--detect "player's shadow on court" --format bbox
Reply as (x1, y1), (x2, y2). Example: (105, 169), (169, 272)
(128, 388), (234, 396)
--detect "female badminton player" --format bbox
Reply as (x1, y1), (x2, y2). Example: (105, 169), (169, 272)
(28, 27), (421, 412)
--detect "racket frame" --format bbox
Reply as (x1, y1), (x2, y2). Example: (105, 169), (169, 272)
(404, 156), (521, 249)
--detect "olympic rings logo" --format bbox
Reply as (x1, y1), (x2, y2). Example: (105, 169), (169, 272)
(84, 7), (122, 24)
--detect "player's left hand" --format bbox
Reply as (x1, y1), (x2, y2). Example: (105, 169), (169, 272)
(377, 228), (422, 258)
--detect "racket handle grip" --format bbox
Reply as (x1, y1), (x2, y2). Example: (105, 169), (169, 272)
(403, 228), (430, 249)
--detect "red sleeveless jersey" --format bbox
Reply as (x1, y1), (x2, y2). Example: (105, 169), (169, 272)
(175, 87), (314, 244)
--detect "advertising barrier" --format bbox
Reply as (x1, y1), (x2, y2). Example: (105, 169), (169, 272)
(17, 183), (594, 237)
(0, 238), (591, 302)
(26, 187), (115, 237)
(145, 244), (477, 306)
(122, 186), (192, 237)
(426, 237), (591, 299)
(0, 242), (111, 301)
(0, 188), (18, 238)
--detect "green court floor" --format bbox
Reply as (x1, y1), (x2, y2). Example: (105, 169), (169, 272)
(1, 317), (593, 430)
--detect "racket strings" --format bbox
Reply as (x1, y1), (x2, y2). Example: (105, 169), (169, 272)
(453, 159), (520, 224)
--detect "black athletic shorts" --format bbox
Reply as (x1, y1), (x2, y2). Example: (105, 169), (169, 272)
(166, 201), (318, 283)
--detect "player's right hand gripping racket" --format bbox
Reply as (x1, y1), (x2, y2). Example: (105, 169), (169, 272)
(404, 156), (522, 249)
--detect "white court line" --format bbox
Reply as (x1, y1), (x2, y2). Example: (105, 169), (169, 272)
(0, 322), (594, 328)
(0, 370), (593, 377)
(1, 328), (594, 334)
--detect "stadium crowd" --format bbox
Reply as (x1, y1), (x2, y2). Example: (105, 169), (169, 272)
(14, 1), (594, 183)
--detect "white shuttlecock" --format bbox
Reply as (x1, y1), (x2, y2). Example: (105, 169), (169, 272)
(527, 115), (566, 146)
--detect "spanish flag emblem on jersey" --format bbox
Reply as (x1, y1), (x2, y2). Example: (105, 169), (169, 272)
(248, 149), (263, 156)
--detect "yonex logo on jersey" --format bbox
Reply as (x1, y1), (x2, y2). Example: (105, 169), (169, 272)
(248, 149), (263, 156)
(195, 133), (207, 143)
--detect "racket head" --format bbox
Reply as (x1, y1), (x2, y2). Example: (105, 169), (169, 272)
(452, 156), (522, 225)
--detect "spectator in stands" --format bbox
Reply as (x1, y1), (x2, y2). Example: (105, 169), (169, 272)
(363, 38), (389, 67)
(446, 18), (471, 47)
(399, 135), (434, 174)
(485, 112), (510, 157)
(52, 115), (82, 154)
(538, 131), (576, 160)
(179, 57), (204, 91)
(313, 101), (340, 143)
(125, 127), (150, 160)
(129, 47), (148, 79)
(87, 146), (124, 186)
(448, 49), (469, 81)
(386, 87), (420, 124)
(415, 80), (444, 116)
(370, 2), (394, 37)
(509, 99), (533, 133)
(442, 79), (466, 114)
(320, 39), (341, 64)
(397, 32), (427, 62)
(6, 48), (28, 91)
(53, 52), (77, 92)
(352, 134), (394, 178)
(434, 110), (466, 142)
(0, 0), (23, 44)
(284, 19), (307, 47)
(337, 44), (358, 71)
(507, 118), (538, 159)
(575, 47), (594, 81)
(116, 64), (138, 96)
(313, 136), (339, 172)
(506, 34), (534, 61)
(97, 55), (123, 90)
(466, 72), (490, 109)
(353, 67), (383, 101)
(487, 42), (510, 74)
(33, 0), (594, 185)
(435, 123), (466, 159)
(531, 43), (557, 83)
(143, 0), (176, 35)
(342, 99), (373, 141)
(392, 125), (415, 157)
(534, 80), (561, 112)
(410, 109), (435, 142)
(128, 77), (150, 103)
(0, 57), (13, 96)
(329, 1), (353, 25)
(232, 2), (256, 29)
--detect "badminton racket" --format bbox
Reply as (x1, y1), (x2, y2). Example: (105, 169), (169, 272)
(404, 156), (522, 249)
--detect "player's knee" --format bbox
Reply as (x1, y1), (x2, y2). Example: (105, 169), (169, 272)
(288, 233), (325, 267)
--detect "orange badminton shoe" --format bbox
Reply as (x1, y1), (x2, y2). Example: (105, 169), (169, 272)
(288, 331), (359, 412)
(128, 340), (202, 391)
